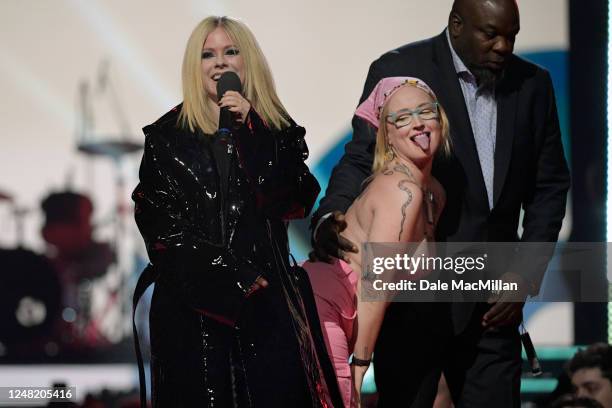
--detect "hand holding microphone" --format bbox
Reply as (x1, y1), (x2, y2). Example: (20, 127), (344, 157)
(216, 71), (250, 130)
(219, 91), (250, 124)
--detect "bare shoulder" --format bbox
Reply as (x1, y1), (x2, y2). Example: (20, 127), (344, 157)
(363, 170), (423, 214)
(363, 169), (424, 242)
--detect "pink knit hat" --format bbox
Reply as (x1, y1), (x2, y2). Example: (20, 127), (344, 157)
(355, 77), (437, 128)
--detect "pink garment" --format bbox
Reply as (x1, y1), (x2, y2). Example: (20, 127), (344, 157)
(302, 259), (358, 408)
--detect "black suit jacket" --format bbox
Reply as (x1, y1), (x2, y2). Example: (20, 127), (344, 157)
(313, 31), (570, 330)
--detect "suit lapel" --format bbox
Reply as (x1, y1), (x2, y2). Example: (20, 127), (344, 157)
(431, 33), (490, 209)
(493, 76), (518, 207)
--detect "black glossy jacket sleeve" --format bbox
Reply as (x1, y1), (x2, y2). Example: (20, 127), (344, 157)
(133, 130), (261, 326)
(233, 109), (321, 220)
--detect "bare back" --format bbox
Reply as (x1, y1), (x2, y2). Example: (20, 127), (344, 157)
(341, 161), (445, 276)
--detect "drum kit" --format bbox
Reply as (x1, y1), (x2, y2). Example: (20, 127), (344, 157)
(0, 60), (145, 361)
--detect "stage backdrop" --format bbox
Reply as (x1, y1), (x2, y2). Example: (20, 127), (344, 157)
(0, 0), (571, 376)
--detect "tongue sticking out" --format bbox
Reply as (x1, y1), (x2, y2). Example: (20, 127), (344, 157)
(413, 134), (430, 150)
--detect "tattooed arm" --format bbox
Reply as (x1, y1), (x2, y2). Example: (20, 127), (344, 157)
(351, 173), (423, 401)
(371, 165), (423, 240)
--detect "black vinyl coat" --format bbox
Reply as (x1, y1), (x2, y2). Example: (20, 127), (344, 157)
(133, 105), (340, 407)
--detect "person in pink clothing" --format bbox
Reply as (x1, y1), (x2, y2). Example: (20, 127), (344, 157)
(303, 77), (451, 407)
(303, 258), (358, 406)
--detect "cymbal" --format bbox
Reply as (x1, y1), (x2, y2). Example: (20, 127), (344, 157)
(77, 140), (142, 158)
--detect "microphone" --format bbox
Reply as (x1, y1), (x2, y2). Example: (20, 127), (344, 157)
(216, 71), (242, 134)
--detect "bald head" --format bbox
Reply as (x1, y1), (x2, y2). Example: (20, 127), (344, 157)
(451, 0), (519, 19)
(448, 0), (520, 88)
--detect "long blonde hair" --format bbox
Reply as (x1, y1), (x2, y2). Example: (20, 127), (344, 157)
(371, 98), (452, 173)
(178, 16), (290, 134)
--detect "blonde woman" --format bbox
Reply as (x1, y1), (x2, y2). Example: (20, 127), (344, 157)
(133, 16), (339, 407)
(303, 77), (450, 407)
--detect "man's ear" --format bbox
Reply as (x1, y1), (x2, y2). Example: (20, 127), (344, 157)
(449, 12), (463, 38)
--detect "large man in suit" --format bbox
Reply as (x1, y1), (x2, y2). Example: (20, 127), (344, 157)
(310, 0), (570, 406)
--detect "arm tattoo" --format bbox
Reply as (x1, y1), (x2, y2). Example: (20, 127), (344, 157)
(382, 163), (417, 182)
(398, 179), (414, 241)
(393, 163), (418, 183)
